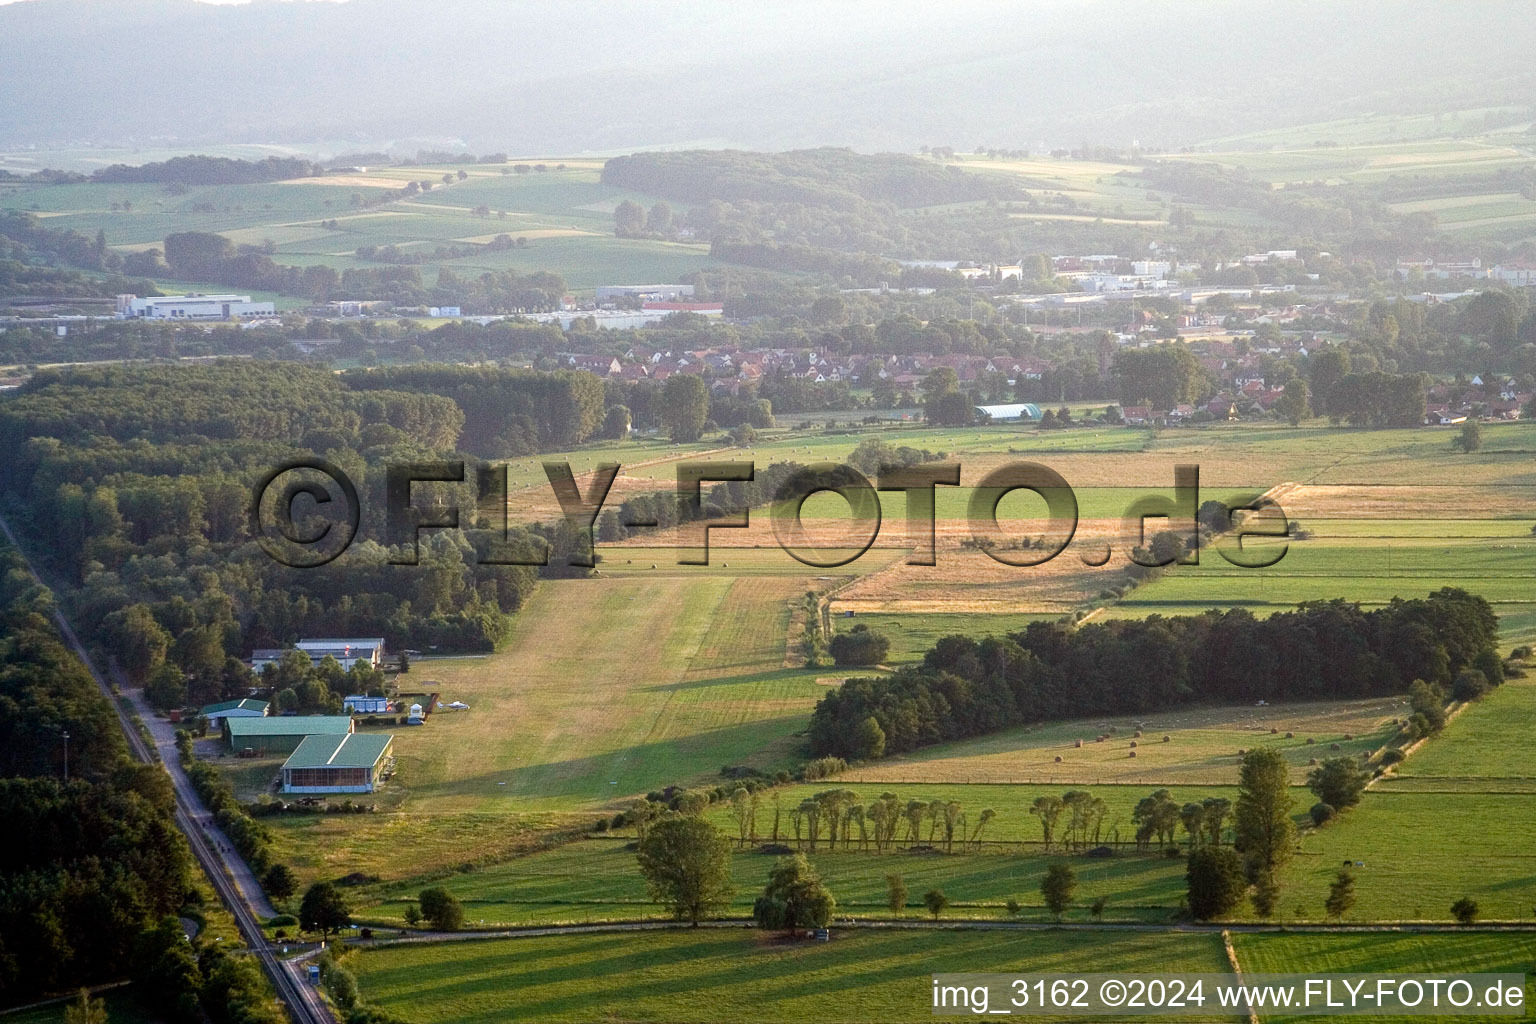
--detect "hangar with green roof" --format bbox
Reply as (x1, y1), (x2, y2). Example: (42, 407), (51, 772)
(280, 733), (394, 794)
(223, 715), (353, 755)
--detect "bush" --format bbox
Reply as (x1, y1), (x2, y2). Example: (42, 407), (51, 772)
(1379, 748), (1405, 766)
(828, 625), (890, 666)
(1450, 897), (1479, 925)
(267, 914), (297, 928)
(1309, 802), (1336, 826)
(1452, 668), (1491, 702)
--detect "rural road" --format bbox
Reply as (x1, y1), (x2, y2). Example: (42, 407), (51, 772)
(0, 513), (335, 1024)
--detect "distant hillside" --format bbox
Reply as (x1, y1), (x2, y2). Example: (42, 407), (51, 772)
(600, 149), (1015, 210)
(3, 0), (1536, 155)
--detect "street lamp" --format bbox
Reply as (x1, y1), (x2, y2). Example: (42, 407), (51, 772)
(61, 729), (69, 783)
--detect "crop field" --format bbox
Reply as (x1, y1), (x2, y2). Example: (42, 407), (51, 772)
(350, 929), (1238, 1024)
(830, 699), (1401, 787)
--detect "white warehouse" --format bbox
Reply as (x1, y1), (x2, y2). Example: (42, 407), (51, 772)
(117, 293), (276, 320)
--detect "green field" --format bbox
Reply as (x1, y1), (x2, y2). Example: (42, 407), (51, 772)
(360, 837), (1201, 928)
(0, 161), (716, 291)
(350, 928), (1239, 1024)
(1231, 932), (1536, 1024)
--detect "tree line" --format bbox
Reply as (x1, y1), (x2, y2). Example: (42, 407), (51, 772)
(809, 589), (1500, 760)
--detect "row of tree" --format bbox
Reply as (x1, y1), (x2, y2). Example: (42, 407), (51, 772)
(809, 589), (1500, 760)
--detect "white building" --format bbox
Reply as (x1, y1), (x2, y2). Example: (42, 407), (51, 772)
(252, 638), (386, 672)
(117, 294), (275, 320)
(595, 284), (695, 302)
(295, 638), (385, 671)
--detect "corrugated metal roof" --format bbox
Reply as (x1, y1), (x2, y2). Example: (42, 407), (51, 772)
(226, 716), (353, 737)
(202, 698), (268, 715)
(283, 732), (393, 770)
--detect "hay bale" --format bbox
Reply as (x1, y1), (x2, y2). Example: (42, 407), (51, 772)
(1308, 757), (1318, 765)
(1270, 727), (1279, 734)
(1128, 740), (1138, 748)
(1133, 730), (1143, 738)
(1054, 755), (1063, 763)
(1305, 737), (1316, 745)
(1343, 732), (1354, 740)
(1285, 731), (1294, 739)
(1330, 742), (1341, 751)
(1128, 750), (1137, 758)
(1074, 739), (1083, 748)
(1162, 735), (1171, 742)
(1237, 749), (1246, 756)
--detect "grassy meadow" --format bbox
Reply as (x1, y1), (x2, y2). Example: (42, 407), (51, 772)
(349, 928), (1239, 1024)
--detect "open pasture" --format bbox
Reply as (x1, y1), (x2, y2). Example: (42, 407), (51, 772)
(831, 699), (1399, 788)
(351, 928), (1236, 1024)
(1282, 791), (1536, 922)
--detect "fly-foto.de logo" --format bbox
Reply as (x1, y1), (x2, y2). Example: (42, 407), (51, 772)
(250, 459), (1290, 571)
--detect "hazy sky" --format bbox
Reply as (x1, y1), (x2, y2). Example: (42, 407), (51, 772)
(4, 0), (1534, 154)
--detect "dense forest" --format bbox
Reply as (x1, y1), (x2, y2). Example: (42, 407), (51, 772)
(0, 544), (282, 1021)
(809, 589), (1502, 759)
(0, 363), (575, 670)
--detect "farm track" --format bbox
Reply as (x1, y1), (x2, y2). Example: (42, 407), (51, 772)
(0, 513), (336, 1024)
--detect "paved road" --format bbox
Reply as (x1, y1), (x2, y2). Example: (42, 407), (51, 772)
(0, 514), (333, 1024)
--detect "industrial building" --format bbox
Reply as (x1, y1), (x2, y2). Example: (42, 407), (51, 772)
(201, 698), (269, 722)
(279, 733), (394, 794)
(116, 293), (276, 320)
(224, 715), (353, 756)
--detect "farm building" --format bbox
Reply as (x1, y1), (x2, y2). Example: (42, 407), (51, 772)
(251, 637), (385, 672)
(343, 694), (390, 714)
(223, 715), (353, 755)
(201, 698), (268, 721)
(279, 733), (394, 794)
(974, 402), (1042, 422)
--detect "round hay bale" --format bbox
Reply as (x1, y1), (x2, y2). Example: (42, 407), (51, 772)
(1330, 742), (1341, 751)
(1133, 730), (1143, 738)
(1308, 757), (1318, 765)
(1285, 731), (1294, 739)
(1237, 748), (1246, 756)
(1343, 732), (1354, 740)
(1162, 735), (1171, 742)
(1054, 755), (1063, 763)
(1107, 726), (1118, 734)
(1128, 750), (1137, 758)
(1074, 739), (1083, 748)
(1129, 740), (1138, 748)
(1305, 737), (1316, 745)
(1270, 727), (1279, 734)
